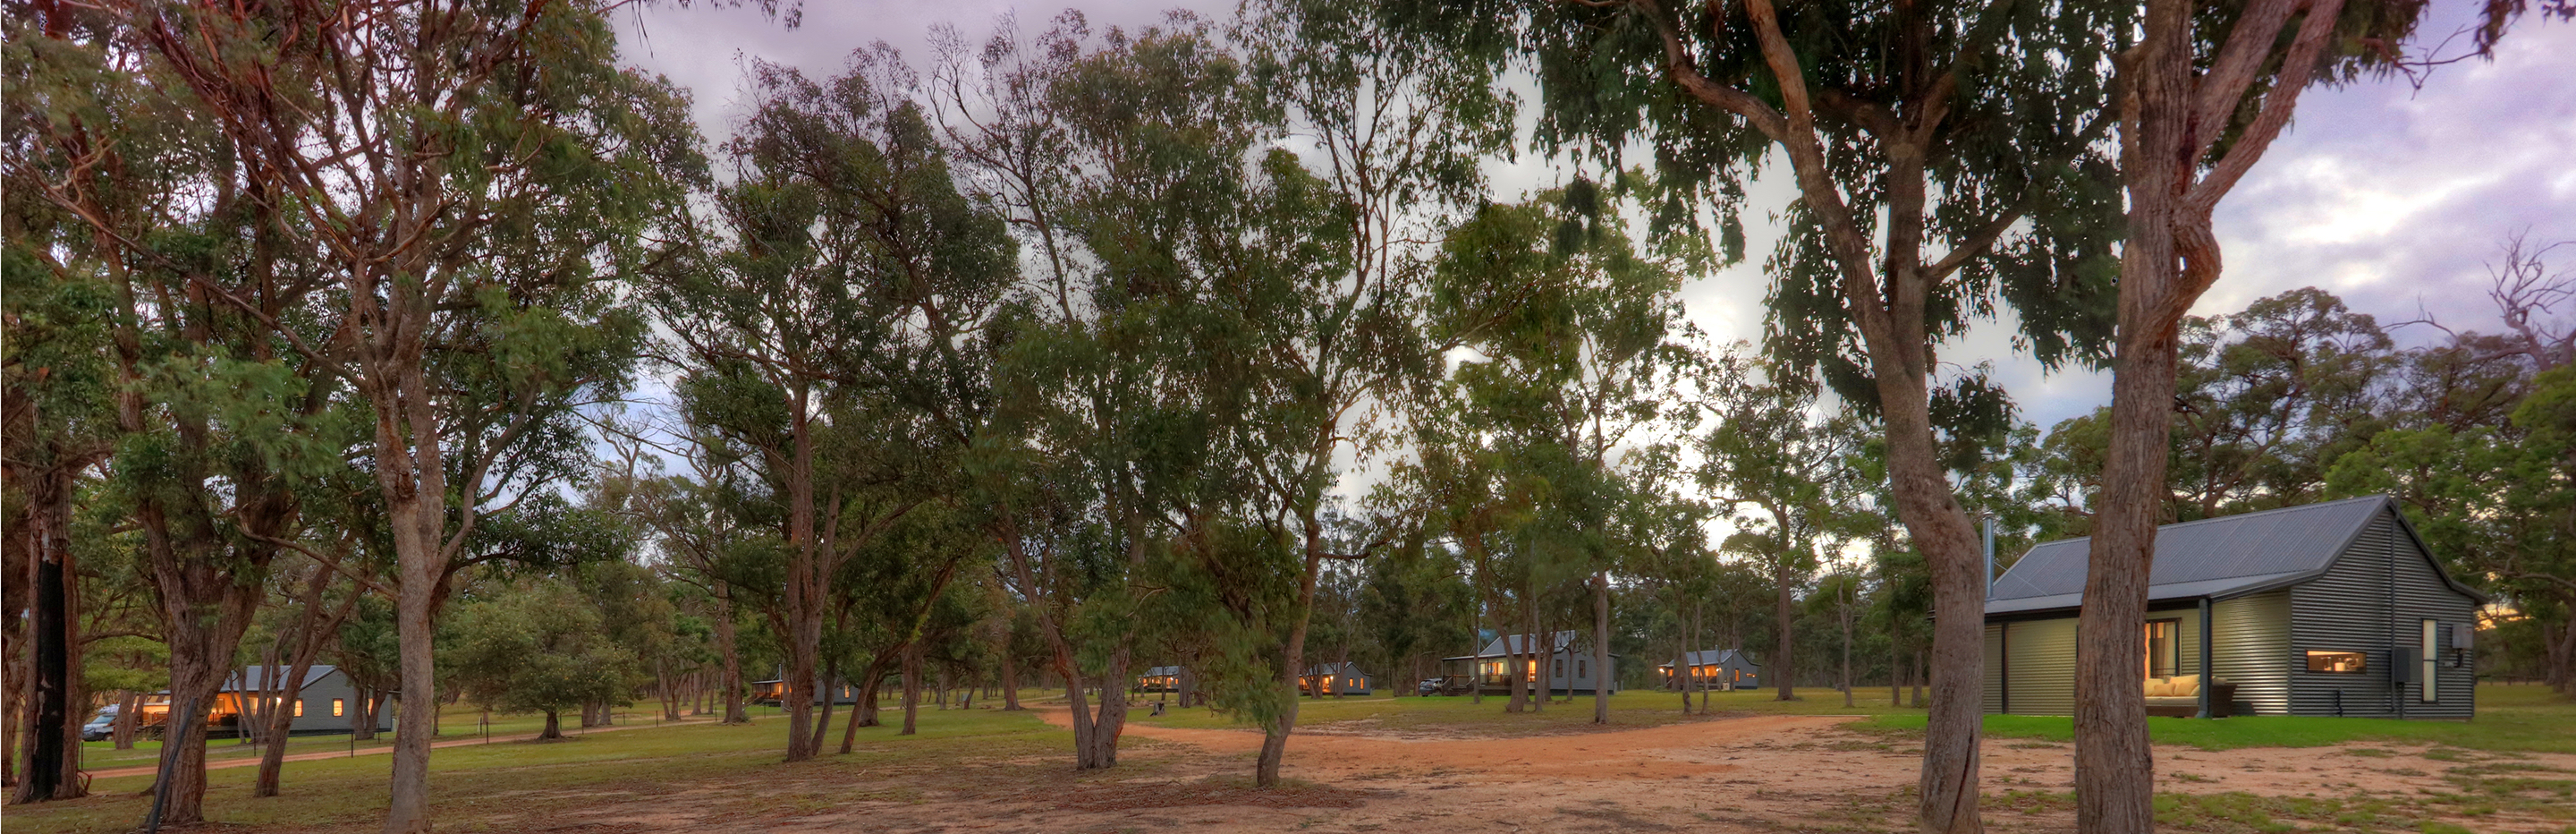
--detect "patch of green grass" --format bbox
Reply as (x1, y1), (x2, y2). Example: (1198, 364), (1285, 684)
(1131, 686), (1920, 736)
(10, 703), (1069, 834)
(1856, 684), (2575, 754)
(77, 696), (711, 768)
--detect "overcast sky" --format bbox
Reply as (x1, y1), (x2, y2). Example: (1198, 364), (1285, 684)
(612, 1), (2575, 435)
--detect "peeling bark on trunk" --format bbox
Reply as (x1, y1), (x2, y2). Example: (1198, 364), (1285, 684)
(12, 472), (82, 804)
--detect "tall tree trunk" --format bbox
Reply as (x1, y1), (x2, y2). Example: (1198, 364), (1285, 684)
(780, 386), (822, 762)
(714, 585), (748, 724)
(1593, 573), (1612, 724)
(2081, 0), (2347, 827)
(1840, 591), (1855, 709)
(255, 567), (360, 797)
(999, 647), (1022, 711)
(539, 711), (562, 740)
(1775, 549), (1796, 702)
(12, 470), (82, 804)
(113, 691), (140, 751)
(809, 657), (840, 753)
(901, 644), (922, 736)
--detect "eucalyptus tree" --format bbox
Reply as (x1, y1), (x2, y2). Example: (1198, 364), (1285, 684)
(0, 194), (119, 801)
(1697, 353), (1871, 702)
(1429, 183), (1696, 724)
(1404, 0), (2131, 821)
(2079, 0), (2538, 824)
(941, 13), (1276, 770)
(6, 1), (357, 813)
(1224, 0), (1518, 783)
(657, 46), (1008, 761)
(71, 4), (698, 830)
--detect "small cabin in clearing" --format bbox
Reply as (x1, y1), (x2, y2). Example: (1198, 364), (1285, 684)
(1136, 667), (1187, 694)
(1298, 662), (1372, 696)
(1984, 495), (2483, 719)
(1439, 631), (1618, 696)
(1657, 649), (1761, 691)
(174, 665), (394, 736)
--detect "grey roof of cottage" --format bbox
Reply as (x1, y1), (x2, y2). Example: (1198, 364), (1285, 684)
(1986, 495), (2482, 617)
(212, 666), (340, 692)
(1302, 662), (1368, 677)
(1658, 649), (1758, 669)
(1141, 666), (1184, 677)
(1443, 631), (1621, 661)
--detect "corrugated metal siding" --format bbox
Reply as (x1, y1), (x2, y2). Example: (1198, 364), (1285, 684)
(2212, 591), (2292, 715)
(2289, 510), (2479, 719)
(1999, 616), (2079, 716)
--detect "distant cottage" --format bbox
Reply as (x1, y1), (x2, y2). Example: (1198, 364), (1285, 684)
(1657, 649), (1761, 691)
(1440, 631), (1618, 696)
(1983, 496), (2483, 719)
(180, 665), (394, 736)
(750, 677), (860, 705)
(1136, 666), (1186, 694)
(1298, 662), (1372, 696)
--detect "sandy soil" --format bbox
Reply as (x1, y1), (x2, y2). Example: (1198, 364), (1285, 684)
(484, 708), (2575, 834)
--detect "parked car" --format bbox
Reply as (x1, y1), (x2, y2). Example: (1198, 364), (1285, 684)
(80, 705), (119, 742)
(1416, 677), (1446, 696)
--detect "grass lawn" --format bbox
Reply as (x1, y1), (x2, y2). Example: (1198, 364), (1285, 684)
(1130, 685), (1926, 736)
(16, 702), (1070, 834)
(76, 697), (706, 769)
(1856, 683), (2576, 754)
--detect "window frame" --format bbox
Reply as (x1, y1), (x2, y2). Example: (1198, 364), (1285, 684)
(2305, 650), (2368, 674)
(2143, 618), (2182, 678)
(2420, 619), (2439, 702)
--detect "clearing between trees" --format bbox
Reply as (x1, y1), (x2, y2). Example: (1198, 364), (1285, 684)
(8, 686), (2570, 834)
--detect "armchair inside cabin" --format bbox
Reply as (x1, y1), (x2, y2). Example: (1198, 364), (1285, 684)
(2142, 674), (2235, 718)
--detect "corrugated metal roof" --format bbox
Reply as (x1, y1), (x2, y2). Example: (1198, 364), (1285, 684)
(1443, 631), (1621, 661)
(216, 665), (339, 692)
(1987, 496), (2394, 615)
(1301, 662), (1367, 677)
(1657, 649), (1758, 669)
(1141, 666), (1184, 677)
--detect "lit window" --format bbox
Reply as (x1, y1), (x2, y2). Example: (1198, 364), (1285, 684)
(2420, 620), (2438, 702)
(2306, 651), (2366, 673)
(292, 700), (304, 717)
(332, 699), (345, 717)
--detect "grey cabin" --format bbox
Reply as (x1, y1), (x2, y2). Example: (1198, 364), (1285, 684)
(1440, 631), (1619, 696)
(1984, 495), (2484, 719)
(1298, 662), (1372, 696)
(1657, 649), (1761, 691)
(207, 665), (394, 736)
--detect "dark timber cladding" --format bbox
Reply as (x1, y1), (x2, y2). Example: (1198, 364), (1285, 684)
(1979, 496), (2484, 719)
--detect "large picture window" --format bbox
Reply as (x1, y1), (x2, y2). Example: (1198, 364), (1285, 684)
(2306, 650), (2367, 673)
(2143, 619), (2180, 678)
